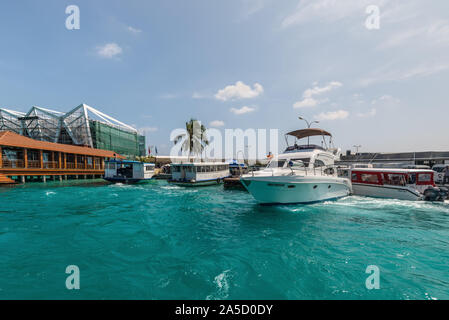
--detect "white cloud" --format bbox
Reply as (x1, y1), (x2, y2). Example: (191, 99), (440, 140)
(138, 126), (158, 134)
(230, 106), (256, 115)
(315, 110), (349, 121)
(160, 93), (177, 99)
(360, 62), (449, 86)
(293, 98), (318, 109)
(371, 95), (401, 106)
(215, 81), (264, 101)
(357, 108), (377, 118)
(127, 26), (142, 34)
(96, 43), (123, 59)
(282, 0), (382, 28)
(380, 20), (449, 49)
(293, 81), (342, 109)
(192, 92), (206, 99)
(209, 120), (225, 127)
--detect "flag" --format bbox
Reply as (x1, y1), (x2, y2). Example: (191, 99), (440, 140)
(148, 146), (151, 155)
(155, 146), (158, 155)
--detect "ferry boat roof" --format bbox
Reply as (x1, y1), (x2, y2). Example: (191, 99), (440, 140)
(106, 159), (154, 165)
(171, 162), (228, 166)
(351, 168), (435, 173)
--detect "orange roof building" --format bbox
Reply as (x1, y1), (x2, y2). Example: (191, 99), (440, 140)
(0, 130), (125, 184)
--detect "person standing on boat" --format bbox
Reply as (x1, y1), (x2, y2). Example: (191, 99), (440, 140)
(444, 167), (449, 185)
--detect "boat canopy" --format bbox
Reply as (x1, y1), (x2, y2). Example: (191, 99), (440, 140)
(286, 128), (332, 140)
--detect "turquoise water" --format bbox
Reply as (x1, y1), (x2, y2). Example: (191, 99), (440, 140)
(1, 180), (449, 300)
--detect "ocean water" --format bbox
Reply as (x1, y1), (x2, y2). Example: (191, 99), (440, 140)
(1, 179), (449, 300)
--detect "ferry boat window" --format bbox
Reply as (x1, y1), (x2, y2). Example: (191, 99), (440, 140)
(418, 173), (432, 183)
(384, 174), (406, 186)
(107, 163), (115, 170)
(361, 174), (379, 184)
(408, 173), (416, 184)
(351, 173), (358, 182)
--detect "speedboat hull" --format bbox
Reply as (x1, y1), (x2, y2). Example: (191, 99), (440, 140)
(241, 175), (351, 205)
(351, 183), (422, 201)
(104, 177), (153, 184)
(169, 178), (224, 187)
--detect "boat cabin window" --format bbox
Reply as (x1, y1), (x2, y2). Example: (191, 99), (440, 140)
(172, 166), (181, 173)
(267, 160), (286, 168)
(107, 163), (116, 170)
(417, 173), (432, 184)
(314, 160), (326, 168)
(292, 158), (310, 167)
(145, 165), (155, 171)
(361, 173), (380, 184)
(408, 173), (417, 184)
(351, 173), (358, 182)
(288, 160), (306, 169)
(384, 174), (406, 186)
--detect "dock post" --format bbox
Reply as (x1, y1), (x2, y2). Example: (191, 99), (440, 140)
(64, 175), (67, 180)
(84, 175), (87, 179)
(21, 176), (25, 184)
(52, 176), (56, 181)
(76, 175), (78, 179)
(42, 176), (46, 183)
(59, 175), (63, 182)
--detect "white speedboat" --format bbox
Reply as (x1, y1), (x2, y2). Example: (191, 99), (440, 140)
(104, 160), (156, 184)
(241, 128), (352, 205)
(170, 162), (230, 187)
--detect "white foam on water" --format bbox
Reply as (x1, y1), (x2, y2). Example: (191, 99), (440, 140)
(207, 270), (231, 300)
(160, 186), (181, 190)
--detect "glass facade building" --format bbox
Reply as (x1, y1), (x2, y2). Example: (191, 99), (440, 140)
(0, 104), (146, 159)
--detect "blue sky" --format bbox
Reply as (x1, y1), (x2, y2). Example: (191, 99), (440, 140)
(1, 0), (448, 154)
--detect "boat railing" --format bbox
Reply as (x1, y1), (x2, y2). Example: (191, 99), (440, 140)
(290, 164), (337, 176)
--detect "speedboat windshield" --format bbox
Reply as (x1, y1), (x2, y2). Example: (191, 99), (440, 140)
(267, 159), (287, 169)
(288, 160), (306, 169)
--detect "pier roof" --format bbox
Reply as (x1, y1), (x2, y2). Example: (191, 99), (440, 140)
(0, 131), (125, 158)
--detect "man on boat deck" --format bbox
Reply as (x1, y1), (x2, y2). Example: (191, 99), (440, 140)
(444, 167), (449, 185)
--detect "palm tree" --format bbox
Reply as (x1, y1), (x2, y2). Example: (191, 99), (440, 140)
(174, 119), (209, 160)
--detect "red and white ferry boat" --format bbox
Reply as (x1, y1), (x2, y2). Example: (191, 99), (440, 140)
(349, 168), (448, 202)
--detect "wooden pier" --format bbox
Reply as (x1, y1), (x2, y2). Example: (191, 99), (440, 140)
(0, 131), (124, 184)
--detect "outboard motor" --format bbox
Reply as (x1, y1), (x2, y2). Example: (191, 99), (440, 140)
(423, 186), (449, 202)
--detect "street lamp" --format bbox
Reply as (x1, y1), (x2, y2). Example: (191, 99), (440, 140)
(353, 145), (362, 154)
(298, 116), (320, 146)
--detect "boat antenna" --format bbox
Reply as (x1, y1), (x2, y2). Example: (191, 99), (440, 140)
(298, 116), (319, 146)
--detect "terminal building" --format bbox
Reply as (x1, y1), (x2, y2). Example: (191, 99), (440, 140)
(0, 104), (146, 159)
(339, 151), (449, 168)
